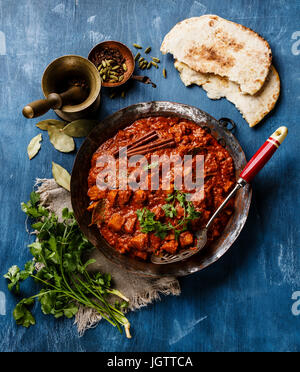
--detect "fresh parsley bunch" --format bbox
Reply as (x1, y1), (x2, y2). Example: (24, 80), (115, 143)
(4, 192), (131, 338)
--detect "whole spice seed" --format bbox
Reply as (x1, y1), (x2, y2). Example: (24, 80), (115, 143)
(144, 47), (151, 54)
(123, 63), (127, 71)
(152, 57), (160, 63)
(163, 68), (167, 78)
(138, 57), (144, 63)
(133, 43), (142, 49)
(151, 61), (159, 68)
(134, 52), (141, 61)
(147, 62), (152, 69)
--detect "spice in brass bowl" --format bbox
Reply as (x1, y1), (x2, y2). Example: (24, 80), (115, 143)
(88, 41), (135, 88)
(91, 46), (127, 84)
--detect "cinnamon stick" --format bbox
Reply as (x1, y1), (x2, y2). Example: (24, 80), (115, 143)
(113, 130), (158, 157)
(127, 138), (176, 156)
(128, 132), (159, 151)
(127, 137), (174, 152)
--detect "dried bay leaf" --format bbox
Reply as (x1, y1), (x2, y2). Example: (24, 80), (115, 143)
(52, 162), (71, 192)
(61, 119), (98, 137)
(36, 119), (66, 131)
(48, 126), (75, 153)
(36, 119), (73, 153)
(27, 133), (42, 160)
(90, 200), (106, 226)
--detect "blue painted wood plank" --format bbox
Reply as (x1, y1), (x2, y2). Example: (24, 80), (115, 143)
(0, 0), (300, 352)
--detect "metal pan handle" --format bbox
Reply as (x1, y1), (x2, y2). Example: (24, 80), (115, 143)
(219, 117), (236, 132)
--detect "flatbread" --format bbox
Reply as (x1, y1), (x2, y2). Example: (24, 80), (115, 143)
(174, 60), (280, 127)
(161, 15), (272, 95)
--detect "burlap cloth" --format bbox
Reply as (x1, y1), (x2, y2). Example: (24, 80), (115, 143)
(35, 179), (180, 335)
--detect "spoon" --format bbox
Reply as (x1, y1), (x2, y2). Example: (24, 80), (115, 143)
(151, 126), (288, 265)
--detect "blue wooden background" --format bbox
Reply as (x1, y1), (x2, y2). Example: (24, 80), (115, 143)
(0, 0), (299, 352)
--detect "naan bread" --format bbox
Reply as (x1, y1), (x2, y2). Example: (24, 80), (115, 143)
(174, 60), (280, 127)
(161, 15), (272, 95)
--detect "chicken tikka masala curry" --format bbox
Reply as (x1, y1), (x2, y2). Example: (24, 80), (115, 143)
(87, 116), (236, 261)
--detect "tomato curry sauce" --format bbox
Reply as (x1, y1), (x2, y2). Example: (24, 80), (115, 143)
(87, 116), (236, 261)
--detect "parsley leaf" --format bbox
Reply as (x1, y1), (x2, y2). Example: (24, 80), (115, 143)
(162, 204), (177, 218)
(13, 298), (35, 328)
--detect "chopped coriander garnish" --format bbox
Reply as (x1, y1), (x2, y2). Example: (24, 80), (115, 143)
(162, 204), (177, 218)
(136, 190), (201, 240)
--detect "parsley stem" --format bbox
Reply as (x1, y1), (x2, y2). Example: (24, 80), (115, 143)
(30, 274), (95, 310)
(105, 289), (130, 303)
(78, 264), (128, 316)
(75, 275), (124, 333)
(69, 276), (117, 327)
(25, 290), (55, 301)
(57, 240), (80, 302)
(31, 275), (59, 290)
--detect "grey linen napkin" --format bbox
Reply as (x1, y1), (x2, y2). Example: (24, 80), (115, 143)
(35, 178), (180, 335)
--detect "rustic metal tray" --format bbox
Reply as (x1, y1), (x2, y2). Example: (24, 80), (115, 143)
(71, 101), (252, 277)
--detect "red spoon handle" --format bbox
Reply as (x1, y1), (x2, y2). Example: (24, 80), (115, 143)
(239, 126), (288, 183)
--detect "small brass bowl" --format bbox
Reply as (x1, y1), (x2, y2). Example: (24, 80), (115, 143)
(88, 41), (135, 88)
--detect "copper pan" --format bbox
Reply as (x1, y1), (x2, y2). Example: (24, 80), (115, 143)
(70, 101), (252, 277)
